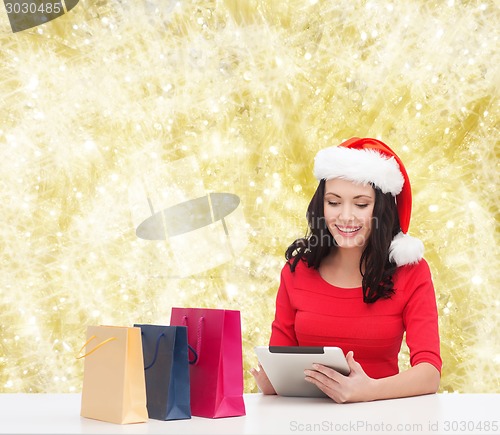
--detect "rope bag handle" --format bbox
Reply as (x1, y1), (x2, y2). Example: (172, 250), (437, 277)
(182, 315), (204, 366)
(76, 335), (116, 359)
(142, 329), (199, 369)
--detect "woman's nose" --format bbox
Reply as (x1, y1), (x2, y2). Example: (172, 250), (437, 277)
(338, 204), (354, 220)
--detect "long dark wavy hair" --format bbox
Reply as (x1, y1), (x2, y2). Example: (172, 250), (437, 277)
(285, 179), (400, 303)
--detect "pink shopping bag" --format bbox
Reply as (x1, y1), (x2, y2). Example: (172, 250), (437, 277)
(170, 307), (246, 418)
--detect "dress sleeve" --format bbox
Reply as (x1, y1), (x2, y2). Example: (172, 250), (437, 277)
(402, 260), (442, 373)
(269, 264), (298, 346)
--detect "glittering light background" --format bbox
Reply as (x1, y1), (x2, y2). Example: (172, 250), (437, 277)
(0, 0), (498, 395)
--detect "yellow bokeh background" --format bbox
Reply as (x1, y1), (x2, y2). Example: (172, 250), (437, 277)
(0, 0), (498, 394)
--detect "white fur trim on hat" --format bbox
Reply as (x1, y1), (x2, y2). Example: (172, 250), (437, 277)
(314, 147), (405, 195)
(388, 232), (424, 266)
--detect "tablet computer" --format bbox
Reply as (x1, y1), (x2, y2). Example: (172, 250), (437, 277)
(254, 346), (350, 397)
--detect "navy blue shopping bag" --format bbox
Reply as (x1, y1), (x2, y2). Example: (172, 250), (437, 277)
(134, 324), (192, 420)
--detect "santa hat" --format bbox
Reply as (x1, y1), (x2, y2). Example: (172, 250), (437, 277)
(313, 137), (424, 266)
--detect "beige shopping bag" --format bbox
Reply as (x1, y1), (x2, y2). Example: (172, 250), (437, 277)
(78, 325), (148, 424)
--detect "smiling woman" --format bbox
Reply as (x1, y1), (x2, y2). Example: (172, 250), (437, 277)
(251, 137), (441, 403)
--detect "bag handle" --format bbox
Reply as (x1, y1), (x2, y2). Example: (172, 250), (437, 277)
(188, 344), (198, 365)
(143, 332), (164, 369)
(182, 315), (204, 366)
(142, 331), (199, 369)
(76, 335), (117, 359)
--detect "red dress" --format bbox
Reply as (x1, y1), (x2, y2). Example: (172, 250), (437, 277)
(270, 258), (442, 379)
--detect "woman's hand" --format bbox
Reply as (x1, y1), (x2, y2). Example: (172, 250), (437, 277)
(250, 363), (277, 395)
(304, 351), (375, 403)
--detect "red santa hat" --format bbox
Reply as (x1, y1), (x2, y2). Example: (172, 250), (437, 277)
(313, 137), (424, 266)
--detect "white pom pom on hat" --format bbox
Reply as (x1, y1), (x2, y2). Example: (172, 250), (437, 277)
(313, 137), (424, 267)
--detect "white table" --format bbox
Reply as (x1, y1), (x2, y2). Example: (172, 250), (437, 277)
(0, 393), (498, 434)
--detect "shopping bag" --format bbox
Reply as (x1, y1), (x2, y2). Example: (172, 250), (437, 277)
(170, 307), (246, 418)
(134, 324), (192, 420)
(78, 325), (148, 424)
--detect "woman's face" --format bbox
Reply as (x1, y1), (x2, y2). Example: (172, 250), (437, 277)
(323, 178), (375, 250)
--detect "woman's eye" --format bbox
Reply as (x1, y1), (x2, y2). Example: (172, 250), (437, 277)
(356, 204), (369, 208)
(327, 201), (339, 206)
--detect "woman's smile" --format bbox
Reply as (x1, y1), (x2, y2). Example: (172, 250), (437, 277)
(335, 225), (362, 236)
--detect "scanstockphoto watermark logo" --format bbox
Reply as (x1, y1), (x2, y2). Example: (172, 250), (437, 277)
(4, 0), (79, 33)
(289, 419), (499, 434)
(290, 419), (426, 434)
